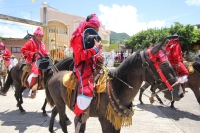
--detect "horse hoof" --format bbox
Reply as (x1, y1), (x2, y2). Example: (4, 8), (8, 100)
(170, 106), (176, 110)
(66, 119), (72, 126)
(0, 91), (6, 96)
(43, 112), (48, 117)
(140, 102), (144, 104)
(21, 111), (26, 114)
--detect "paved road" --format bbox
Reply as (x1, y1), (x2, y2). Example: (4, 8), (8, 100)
(0, 86), (199, 133)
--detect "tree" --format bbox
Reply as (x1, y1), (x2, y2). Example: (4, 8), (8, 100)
(169, 22), (200, 52)
(126, 22), (200, 52)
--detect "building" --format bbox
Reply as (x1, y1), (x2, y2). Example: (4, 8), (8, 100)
(1, 3), (110, 60)
(40, 3), (110, 60)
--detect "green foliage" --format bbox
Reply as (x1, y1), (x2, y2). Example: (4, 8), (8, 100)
(110, 31), (130, 44)
(169, 22), (200, 51)
(105, 44), (118, 52)
(126, 22), (200, 52)
(126, 28), (169, 50)
(102, 40), (109, 44)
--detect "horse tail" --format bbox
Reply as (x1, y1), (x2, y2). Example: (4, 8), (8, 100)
(1, 69), (13, 94)
(45, 78), (55, 107)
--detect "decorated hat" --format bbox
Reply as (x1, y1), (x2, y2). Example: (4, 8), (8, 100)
(167, 33), (184, 39)
(36, 56), (53, 70)
(83, 28), (101, 49)
(34, 27), (44, 36)
(0, 42), (5, 47)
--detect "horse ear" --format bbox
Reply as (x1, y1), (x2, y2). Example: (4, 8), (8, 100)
(151, 38), (167, 55)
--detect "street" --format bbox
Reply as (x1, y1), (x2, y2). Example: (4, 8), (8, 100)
(0, 86), (200, 133)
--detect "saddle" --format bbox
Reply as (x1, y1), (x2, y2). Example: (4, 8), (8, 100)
(62, 68), (107, 111)
(21, 64), (45, 90)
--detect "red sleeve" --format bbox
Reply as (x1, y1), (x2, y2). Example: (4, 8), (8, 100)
(71, 35), (100, 65)
(20, 40), (35, 59)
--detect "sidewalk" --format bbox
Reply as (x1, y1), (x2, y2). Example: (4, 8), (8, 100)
(0, 86), (199, 133)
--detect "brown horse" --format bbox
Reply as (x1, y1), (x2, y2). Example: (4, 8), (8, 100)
(0, 56), (74, 115)
(45, 38), (184, 133)
(139, 62), (200, 108)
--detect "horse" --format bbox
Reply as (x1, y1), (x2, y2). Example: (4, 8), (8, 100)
(139, 62), (200, 108)
(45, 38), (184, 133)
(0, 56), (8, 90)
(0, 56), (74, 115)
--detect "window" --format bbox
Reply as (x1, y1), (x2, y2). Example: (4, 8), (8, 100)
(11, 47), (21, 53)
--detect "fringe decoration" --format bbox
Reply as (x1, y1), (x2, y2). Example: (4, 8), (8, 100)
(66, 86), (73, 109)
(105, 103), (133, 130)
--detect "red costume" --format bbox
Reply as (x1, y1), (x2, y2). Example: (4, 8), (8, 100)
(70, 14), (101, 115)
(0, 42), (11, 66)
(166, 38), (189, 78)
(21, 31), (48, 75)
(21, 27), (48, 98)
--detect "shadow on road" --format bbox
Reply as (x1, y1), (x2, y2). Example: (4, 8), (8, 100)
(136, 104), (200, 121)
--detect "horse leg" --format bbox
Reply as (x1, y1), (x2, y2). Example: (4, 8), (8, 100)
(49, 106), (58, 133)
(170, 101), (176, 109)
(189, 86), (200, 105)
(155, 94), (164, 104)
(57, 103), (68, 133)
(15, 87), (26, 114)
(139, 82), (150, 104)
(41, 98), (48, 116)
(99, 117), (121, 133)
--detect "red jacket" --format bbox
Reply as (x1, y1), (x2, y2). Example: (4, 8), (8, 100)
(21, 39), (48, 63)
(0, 47), (11, 66)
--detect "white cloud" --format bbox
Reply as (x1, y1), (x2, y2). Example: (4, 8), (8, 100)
(0, 20), (37, 38)
(98, 4), (166, 36)
(185, 0), (200, 6)
(147, 20), (166, 29)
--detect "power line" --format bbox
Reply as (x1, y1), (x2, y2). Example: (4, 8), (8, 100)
(0, 4), (41, 9)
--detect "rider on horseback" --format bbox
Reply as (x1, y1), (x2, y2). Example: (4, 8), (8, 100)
(70, 14), (104, 131)
(166, 34), (189, 84)
(21, 27), (49, 98)
(0, 42), (11, 67)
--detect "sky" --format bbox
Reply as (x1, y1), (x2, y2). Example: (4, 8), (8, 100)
(0, 0), (200, 38)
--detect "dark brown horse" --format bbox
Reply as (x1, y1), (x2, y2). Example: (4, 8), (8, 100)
(0, 56), (74, 115)
(45, 38), (184, 133)
(139, 62), (200, 108)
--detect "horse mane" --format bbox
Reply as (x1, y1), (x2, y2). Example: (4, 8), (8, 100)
(55, 57), (74, 71)
(193, 62), (200, 73)
(109, 51), (141, 92)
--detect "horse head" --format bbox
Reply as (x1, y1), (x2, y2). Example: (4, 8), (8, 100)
(142, 37), (184, 101)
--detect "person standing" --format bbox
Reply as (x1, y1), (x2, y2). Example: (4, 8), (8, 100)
(8, 55), (18, 71)
(21, 27), (49, 98)
(63, 45), (69, 58)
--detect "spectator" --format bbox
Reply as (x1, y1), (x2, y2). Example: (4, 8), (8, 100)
(8, 55), (18, 71)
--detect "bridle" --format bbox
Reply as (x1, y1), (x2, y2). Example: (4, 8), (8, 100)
(140, 49), (180, 95)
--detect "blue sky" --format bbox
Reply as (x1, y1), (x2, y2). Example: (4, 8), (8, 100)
(0, 0), (199, 37)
